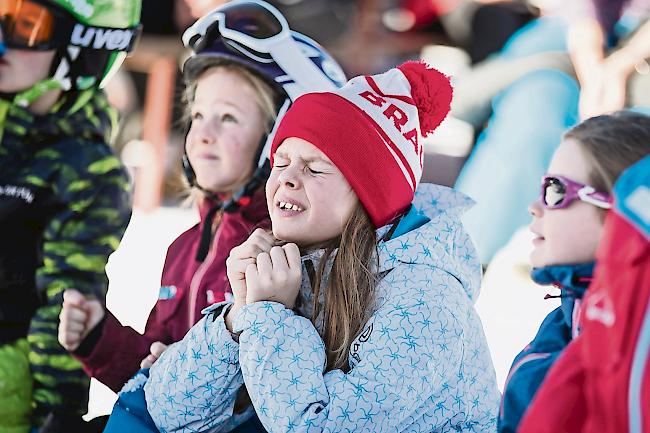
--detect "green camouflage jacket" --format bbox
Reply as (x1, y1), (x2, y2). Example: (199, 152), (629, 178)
(0, 90), (131, 423)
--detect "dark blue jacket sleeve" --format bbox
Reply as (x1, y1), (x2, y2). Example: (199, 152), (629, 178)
(498, 308), (572, 433)
(104, 369), (159, 433)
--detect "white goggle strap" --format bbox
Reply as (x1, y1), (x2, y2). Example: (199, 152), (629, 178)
(182, 8), (224, 48)
(183, 0), (290, 50)
(578, 186), (613, 209)
(258, 98), (291, 168)
(267, 37), (337, 97)
(183, 2), (335, 98)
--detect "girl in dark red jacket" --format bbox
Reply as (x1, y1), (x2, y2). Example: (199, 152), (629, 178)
(57, 0), (346, 394)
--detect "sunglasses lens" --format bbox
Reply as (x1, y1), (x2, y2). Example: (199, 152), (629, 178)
(543, 177), (566, 207)
(1, 0), (55, 49)
(221, 1), (283, 39)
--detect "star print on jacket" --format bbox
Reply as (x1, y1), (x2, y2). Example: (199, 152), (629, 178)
(144, 183), (500, 433)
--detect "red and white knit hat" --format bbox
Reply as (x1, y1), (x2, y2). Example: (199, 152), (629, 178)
(270, 61), (452, 228)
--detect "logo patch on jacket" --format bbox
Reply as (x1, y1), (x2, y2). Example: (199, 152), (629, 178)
(349, 323), (373, 367)
(584, 291), (615, 327)
(0, 185), (34, 203)
(158, 285), (177, 300)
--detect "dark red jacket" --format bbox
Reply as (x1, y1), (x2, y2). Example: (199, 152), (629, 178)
(519, 156), (650, 433)
(74, 190), (270, 392)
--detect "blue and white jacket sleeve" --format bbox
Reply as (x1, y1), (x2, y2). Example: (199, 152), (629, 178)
(144, 302), (251, 433)
(232, 266), (467, 433)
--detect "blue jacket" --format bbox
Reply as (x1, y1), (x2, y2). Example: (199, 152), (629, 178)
(108, 184), (500, 432)
(104, 368), (265, 433)
(497, 262), (594, 433)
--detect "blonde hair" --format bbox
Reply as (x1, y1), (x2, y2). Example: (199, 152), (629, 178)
(311, 202), (379, 372)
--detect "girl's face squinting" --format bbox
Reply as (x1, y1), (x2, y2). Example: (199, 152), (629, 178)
(266, 137), (358, 247)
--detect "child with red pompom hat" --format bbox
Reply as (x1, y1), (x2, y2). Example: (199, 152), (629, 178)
(112, 61), (500, 433)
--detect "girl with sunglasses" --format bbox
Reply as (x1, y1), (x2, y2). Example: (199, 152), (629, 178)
(115, 61), (500, 433)
(0, 1), (140, 432)
(498, 111), (650, 433)
(517, 157), (650, 433)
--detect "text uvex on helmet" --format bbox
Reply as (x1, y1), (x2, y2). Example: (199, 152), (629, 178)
(0, 0), (141, 105)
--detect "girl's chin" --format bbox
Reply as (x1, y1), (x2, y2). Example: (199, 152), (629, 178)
(195, 178), (237, 194)
(272, 230), (326, 250)
(530, 254), (557, 269)
(272, 228), (303, 244)
(529, 250), (544, 269)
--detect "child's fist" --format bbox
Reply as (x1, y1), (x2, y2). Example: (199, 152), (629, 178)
(58, 289), (105, 351)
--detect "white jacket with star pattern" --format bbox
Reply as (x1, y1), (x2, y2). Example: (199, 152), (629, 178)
(143, 184), (500, 433)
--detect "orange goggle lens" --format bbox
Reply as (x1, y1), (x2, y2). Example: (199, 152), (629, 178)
(0, 0), (55, 48)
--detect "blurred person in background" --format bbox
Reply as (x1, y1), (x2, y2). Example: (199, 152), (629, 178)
(58, 0), (346, 429)
(385, 0), (538, 63)
(0, 0), (140, 432)
(184, 0), (230, 19)
(567, 0), (650, 119)
(450, 0), (650, 264)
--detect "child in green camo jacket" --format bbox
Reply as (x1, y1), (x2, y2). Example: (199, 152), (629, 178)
(0, 1), (140, 431)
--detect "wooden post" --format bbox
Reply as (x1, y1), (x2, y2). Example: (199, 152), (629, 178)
(133, 56), (176, 212)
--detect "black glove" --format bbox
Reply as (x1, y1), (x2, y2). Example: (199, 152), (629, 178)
(38, 412), (108, 433)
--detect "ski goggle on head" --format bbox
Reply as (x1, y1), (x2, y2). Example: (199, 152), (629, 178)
(540, 175), (612, 210)
(183, 0), (286, 57)
(182, 0), (336, 96)
(0, 0), (73, 50)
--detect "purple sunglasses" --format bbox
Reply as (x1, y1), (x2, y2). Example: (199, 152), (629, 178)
(540, 175), (612, 210)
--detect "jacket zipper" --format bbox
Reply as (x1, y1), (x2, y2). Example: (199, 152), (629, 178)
(188, 224), (221, 329)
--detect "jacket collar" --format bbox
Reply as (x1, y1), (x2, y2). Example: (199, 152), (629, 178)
(294, 183), (480, 330)
(197, 185), (269, 225)
(531, 262), (595, 298)
(531, 262), (595, 328)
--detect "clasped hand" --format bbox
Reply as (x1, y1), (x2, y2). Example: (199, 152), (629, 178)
(226, 229), (302, 312)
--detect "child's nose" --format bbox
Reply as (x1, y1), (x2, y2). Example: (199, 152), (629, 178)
(528, 200), (543, 218)
(277, 165), (300, 189)
(197, 122), (218, 145)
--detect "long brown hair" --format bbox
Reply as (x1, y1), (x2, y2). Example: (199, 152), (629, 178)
(235, 204), (379, 411)
(310, 202), (380, 372)
(564, 111), (650, 194)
